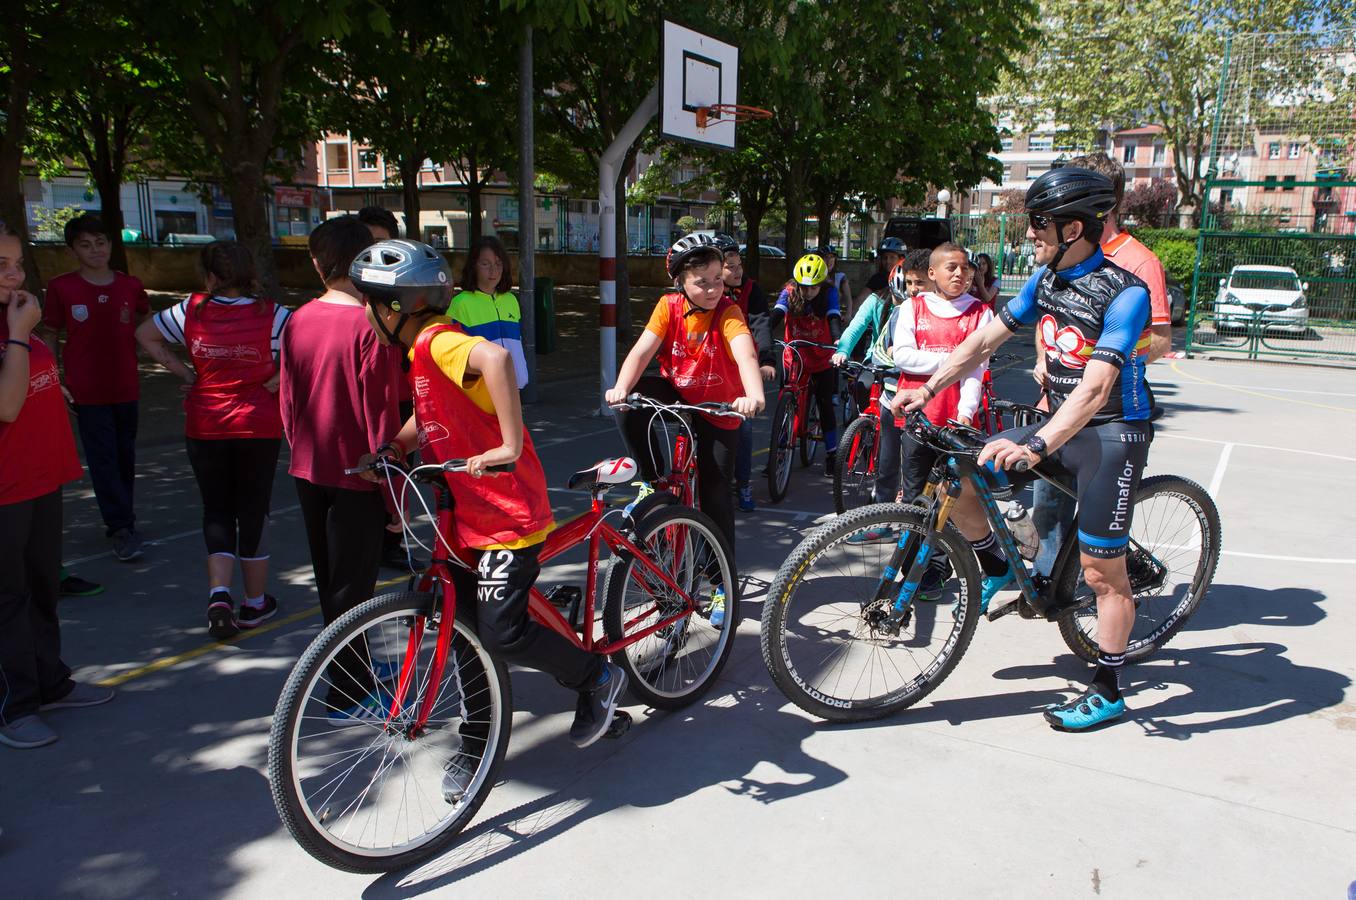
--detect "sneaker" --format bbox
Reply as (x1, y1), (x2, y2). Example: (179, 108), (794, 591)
(707, 585), (727, 629)
(207, 596), (239, 641)
(440, 749), (481, 804)
(111, 528), (144, 562)
(327, 693), (391, 728)
(847, 525), (897, 544)
(737, 483), (756, 512)
(1044, 687), (1126, 731)
(824, 450), (837, 477)
(623, 481), (655, 517)
(59, 572), (104, 597)
(569, 661), (627, 748)
(979, 564), (1016, 614)
(919, 557), (953, 593)
(237, 595), (279, 629)
(0, 714), (58, 749)
(39, 682), (114, 711)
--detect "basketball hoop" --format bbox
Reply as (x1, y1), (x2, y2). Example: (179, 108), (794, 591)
(696, 104), (773, 131)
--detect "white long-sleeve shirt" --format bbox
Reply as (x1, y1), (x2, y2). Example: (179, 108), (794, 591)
(891, 292), (993, 422)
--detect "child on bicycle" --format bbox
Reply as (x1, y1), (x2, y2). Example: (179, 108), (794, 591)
(894, 243), (994, 502)
(352, 239), (626, 750)
(715, 234), (776, 512)
(770, 254), (841, 476)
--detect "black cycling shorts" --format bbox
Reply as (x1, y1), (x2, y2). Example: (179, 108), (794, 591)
(992, 420), (1152, 558)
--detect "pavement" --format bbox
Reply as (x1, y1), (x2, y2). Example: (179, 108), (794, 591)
(3, 323), (1354, 899)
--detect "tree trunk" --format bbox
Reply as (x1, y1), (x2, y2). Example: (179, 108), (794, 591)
(399, 156), (422, 240)
(783, 162), (806, 282)
(743, 209), (764, 284)
(467, 142), (482, 246)
(0, 32), (41, 290)
(228, 167), (279, 297)
(815, 192), (834, 250)
(93, 170), (129, 274)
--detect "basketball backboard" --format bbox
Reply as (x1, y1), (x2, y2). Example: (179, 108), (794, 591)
(660, 20), (740, 150)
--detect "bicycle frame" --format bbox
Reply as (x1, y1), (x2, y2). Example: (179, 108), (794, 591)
(391, 483), (701, 737)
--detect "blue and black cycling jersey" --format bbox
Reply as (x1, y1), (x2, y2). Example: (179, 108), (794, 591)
(1000, 249), (1153, 424)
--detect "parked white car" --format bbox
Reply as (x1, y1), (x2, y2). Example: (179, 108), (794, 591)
(1214, 265), (1309, 333)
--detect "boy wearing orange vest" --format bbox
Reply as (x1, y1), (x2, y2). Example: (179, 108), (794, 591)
(352, 240), (626, 753)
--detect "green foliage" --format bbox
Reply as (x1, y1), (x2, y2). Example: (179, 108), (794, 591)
(29, 205), (86, 242)
(1153, 239), (1198, 285)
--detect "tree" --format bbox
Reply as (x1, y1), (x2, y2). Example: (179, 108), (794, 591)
(1122, 178), (1178, 228)
(143, 0), (382, 294)
(1004, 0), (1345, 225)
(26, 5), (167, 272)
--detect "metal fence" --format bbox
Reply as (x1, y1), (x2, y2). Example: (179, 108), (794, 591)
(950, 212), (1039, 296)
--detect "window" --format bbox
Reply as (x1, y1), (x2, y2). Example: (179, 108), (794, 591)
(1027, 166), (1048, 181)
(358, 149), (379, 172)
(1029, 135), (1053, 152)
(1288, 142), (1301, 160)
(1267, 142), (1281, 159)
(990, 193), (1000, 208)
(324, 142), (350, 173)
(1263, 175), (1277, 191)
(1000, 136), (1013, 151)
(1122, 144), (1137, 163)
(1219, 189), (1234, 205)
(1282, 175), (1297, 191)
(1152, 143), (1166, 165)
(1002, 164), (1012, 182)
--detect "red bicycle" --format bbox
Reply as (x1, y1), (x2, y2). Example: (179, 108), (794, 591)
(612, 393), (744, 513)
(268, 455), (736, 872)
(831, 359), (895, 514)
(767, 339), (838, 502)
(974, 353), (1022, 436)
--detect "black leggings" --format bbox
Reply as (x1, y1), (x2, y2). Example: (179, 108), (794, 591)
(805, 369), (838, 450)
(185, 437), (282, 558)
(618, 375), (738, 550)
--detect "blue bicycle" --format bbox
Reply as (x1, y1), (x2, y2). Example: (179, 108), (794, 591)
(759, 407), (1221, 722)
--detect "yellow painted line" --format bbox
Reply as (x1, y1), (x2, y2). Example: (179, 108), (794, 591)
(93, 507), (607, 689)
(1169, 360), (1356, 414)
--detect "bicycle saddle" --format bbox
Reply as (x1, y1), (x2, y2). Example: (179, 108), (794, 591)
(568, 457), (639, 490)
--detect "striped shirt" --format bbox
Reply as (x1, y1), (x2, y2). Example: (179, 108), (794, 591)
(154, 296), (291, 358)
(448, 289), (528, 387)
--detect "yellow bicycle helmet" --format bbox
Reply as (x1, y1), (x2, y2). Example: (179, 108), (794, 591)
(793, 253), (829, 286)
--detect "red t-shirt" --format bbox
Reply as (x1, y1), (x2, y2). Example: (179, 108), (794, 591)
(42, 271), (149, 405)
(279, 299), (402, 492)
(0, 323), (84, 505)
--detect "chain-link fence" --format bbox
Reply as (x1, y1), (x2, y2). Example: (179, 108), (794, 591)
(951, 212), (1038, 295)
(1186, 29), (1356, 365)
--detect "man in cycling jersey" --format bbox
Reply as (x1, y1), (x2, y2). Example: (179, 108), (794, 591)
(893, 167), (1153, 731)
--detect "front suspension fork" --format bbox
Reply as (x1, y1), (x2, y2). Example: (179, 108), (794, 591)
(870, 481), (959, 622)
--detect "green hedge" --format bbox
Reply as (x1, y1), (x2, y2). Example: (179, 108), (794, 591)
(1127, 227), (1199, 287)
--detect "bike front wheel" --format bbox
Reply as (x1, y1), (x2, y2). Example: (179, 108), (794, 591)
(833, 415), (879, 515)
(268, 591), (512, 873)
(760, 503), (983, 722)
(800, 396), (822, 467)
(767, 394), (795, 502)
(603, 505), (738, 708)
(1055, 475), (1222, 662)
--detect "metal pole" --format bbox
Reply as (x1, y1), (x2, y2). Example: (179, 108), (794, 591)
(518, 23), (537, 402)
(597, 84), (659, 415)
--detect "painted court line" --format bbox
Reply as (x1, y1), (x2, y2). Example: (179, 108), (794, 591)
(1207, 443), (1234, 499)
(66, 503), (304, 566)
(1168, 361), (1356, 413)
(1155, 432), (1356, 464)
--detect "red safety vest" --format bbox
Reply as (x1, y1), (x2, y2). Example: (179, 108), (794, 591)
(0, 329), (82, 504)
(897, 295), (988, 426)
(728, 279), (755, 317)
(182, 294), (282, 439)
(410, 322), (554, 548)
(783, 312), (835, 377)
(656, 292), (745, 431)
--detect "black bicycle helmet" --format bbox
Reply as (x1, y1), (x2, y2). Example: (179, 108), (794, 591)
(666, 233), (723, 279)
(712, 233), (739, 254)
(350, 239), (453, 314)
(878, 236), (905, 255)
(1024, 167), (1117, 223)
(814, 244), (839, 257)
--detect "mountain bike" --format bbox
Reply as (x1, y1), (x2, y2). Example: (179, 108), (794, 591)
(269, 454), (736, 872)
(831, 358), (895, 514)
(760, 407), (1221, 722)
(767, 339), (838, 502)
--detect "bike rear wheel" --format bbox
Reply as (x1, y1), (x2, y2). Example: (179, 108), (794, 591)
(1055, 475), (1222, 663)
(268, 591), (512, 873)
(603, 505), (738, 708)
(767, 394), (795, 502)
(760, 504), (982, 722)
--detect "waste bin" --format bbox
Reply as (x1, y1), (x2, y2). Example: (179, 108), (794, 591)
(534, 276), (555, 354)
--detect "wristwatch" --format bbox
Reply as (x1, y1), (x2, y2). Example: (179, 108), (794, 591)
(1024, 435), (1048, 459)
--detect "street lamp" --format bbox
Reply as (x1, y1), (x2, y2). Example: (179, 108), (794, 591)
(936, 188), (952, 219)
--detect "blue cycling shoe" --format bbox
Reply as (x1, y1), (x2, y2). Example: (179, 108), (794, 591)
(1043, 687), (1126, 731)
(979, 564), (1015, 614)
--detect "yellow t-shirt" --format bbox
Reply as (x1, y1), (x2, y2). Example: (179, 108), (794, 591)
(644, 295), (751, 355)
(410, 317), (550, 549)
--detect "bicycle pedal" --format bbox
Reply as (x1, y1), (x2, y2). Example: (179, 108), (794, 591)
(604, 710), (632, 739)
(986, 597), (1021, 621)
(544, 585), (585, 631)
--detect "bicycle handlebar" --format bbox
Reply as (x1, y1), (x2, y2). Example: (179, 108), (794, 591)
(838, 358), (894, 378)
(610, 394), (747, 419)
(344, 458), (516, 478)
(775, 339), (839, 352)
